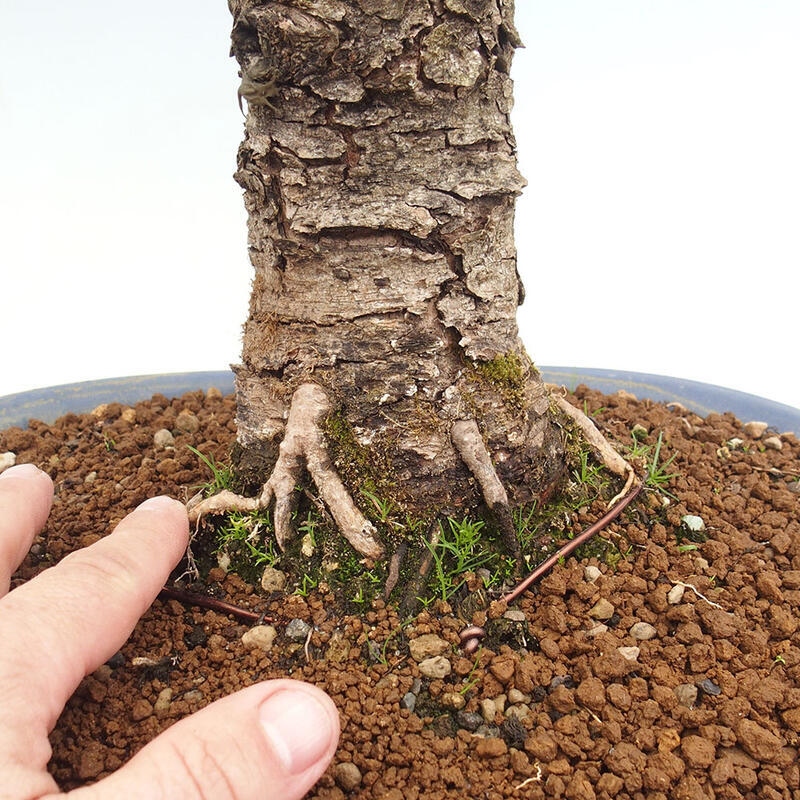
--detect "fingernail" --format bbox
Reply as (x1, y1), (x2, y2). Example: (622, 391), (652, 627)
(137, 495), (181, 511)
(259, 688), (336, 774)
(0, 463), (47, 481)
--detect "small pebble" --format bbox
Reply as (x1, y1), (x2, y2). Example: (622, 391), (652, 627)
(681, 514), (706, 533)
(503, 608), (527, 623)
(743, 420), (768, 438)
(284, 618), (312, 643)
(588, 598), (615, 620)
(440, 692), (466, 710)
(0, 452), (16, 473)
(763, 435), (783, 451)
(617, 646), (640, 661)
(480, 698), (497, 723)
(153, 429), (175, 449)
(84, 471), (97, 484)
(175, 409), (200, 434)
(584, 565), (602, 583)
(417, 655), (451, 679)
(505, 704), (530, 721)
(697, 678), (722, 696)
(154, 688), (173, 715)
(507, 688), (530, 704)
(334, 762), (363, 792)
(241, 625), (277, 652)
(261, 565), (287, 593)
(456, 710), (484, 731)
(694, 556), (710, 572)
(401, 692), (417, 712)
(674, 683), (698, 707)
(106, 651), (126, 669)
(409, 633), (449, 662)
(630, 621), (657, 641)
(667, 584), (686, 604)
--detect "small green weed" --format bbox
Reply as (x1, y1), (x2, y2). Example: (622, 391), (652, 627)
(573, 449), (606, 489)
(295, 509), (319, 545)
(423, 517), (499, 603)
(187, 444), (234, 495)
(646, 432), (679, 495)
(295, 573), (320, 597)
(459, 647), (484, 695)
(625, 431), (679, 498)
(217, 509), (278, 569)
(351, 570), (382, 607)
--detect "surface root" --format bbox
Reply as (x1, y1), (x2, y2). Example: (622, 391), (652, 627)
(451, 419), (522, 566)
(188, 383), (384, 560)
(548, 388), (636, 504)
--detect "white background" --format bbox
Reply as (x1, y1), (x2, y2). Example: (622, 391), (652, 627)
(1, 2), (798, 409)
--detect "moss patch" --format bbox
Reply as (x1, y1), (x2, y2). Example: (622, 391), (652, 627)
(470, 351), (528, 409)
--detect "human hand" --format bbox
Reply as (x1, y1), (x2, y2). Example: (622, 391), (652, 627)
(0, 463), (339, 799)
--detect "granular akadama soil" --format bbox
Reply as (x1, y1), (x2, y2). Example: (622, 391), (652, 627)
(3, 384), (799, 799)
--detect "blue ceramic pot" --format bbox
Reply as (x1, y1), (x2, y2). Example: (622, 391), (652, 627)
(1, 369), (798, 435)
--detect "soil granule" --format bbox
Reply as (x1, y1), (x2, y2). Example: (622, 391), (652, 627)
(3, 384), (800, 799)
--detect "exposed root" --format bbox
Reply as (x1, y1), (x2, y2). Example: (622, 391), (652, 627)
(669, 579), (725, 610)
(187, 489), (259, 518)
(188, 383), (384, 560)
(451, 419), (522, 566)
(384, 542), (407, 599)
(158, 585), (271, 624)
(402, 520), (441, 612)
(548, 387), (636, 505)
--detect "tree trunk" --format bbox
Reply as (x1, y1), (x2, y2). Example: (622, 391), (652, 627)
(227, 0), (565, 542)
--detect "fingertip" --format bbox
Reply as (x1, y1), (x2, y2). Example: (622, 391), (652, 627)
(136, 495), (188, 516)
(259, 681), (340, 776)
(0, 462), (53, 488)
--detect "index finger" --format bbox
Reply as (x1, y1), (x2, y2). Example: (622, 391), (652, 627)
(0, 464), (54, 596)
(0, 495), (189, 792)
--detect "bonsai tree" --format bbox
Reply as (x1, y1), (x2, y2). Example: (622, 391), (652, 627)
(192, 0), (632, 578)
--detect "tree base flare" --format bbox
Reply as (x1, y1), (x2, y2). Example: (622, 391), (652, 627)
(188, 383), (383, 560)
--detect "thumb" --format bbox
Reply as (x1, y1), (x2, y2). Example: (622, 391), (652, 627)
(59, 680), (339, 800)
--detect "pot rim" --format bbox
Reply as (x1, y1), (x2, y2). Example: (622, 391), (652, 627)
(1, 368), (798, 435)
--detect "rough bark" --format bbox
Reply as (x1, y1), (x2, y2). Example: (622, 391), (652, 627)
(227, 0), (565, 530)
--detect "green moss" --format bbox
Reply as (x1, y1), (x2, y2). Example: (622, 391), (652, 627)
(470, 352), (527, 409)
(322, 410), (405, 522)
(475, 351), (525, 386)
(323, 411), (377, 489)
